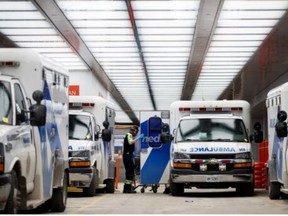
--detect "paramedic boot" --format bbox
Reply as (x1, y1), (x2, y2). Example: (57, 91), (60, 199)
(123, 184), (136, 193)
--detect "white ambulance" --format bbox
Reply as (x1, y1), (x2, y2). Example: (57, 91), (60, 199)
(266, 82), (288, 199)
(0, 48), (69, 213)
(68, 96), (116, 195)
(169, 100), (262, 196)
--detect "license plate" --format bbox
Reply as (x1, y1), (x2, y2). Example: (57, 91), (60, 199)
(206, 175), (219, 182)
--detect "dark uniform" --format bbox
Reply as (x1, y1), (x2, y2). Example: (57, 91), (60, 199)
(122, 126), (139, 193)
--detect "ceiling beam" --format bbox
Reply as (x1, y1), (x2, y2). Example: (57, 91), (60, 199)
(31, 0), (139, 125)
(125, 0), (156, 110)
(0, 32), (18, 48)
(181, 0), (224, 100)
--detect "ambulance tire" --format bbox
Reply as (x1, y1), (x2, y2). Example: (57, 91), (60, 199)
(170, 180), (184, 196)
(83, 167), (97, 197)
(236, 182), (254, 196)
(105, 179), (115, 193)
(281, 192), (288, 199)
(51, 172), (68, 212)
(4, 170), (19, 214)
(269, 181), (281, 200)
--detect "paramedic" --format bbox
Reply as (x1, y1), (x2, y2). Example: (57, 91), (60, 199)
(122, 125), (139, 193)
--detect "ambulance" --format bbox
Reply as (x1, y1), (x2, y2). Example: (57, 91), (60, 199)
(0, 48), (69, 213)
(68, 96), (116, 195)
(266, 82), (288, 199)
(169, 100), (262, 196)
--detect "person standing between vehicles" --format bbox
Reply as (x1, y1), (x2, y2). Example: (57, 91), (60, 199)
(123, 125), (140, 193)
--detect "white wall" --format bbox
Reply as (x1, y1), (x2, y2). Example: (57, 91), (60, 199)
(69, 70), (133, 123)
(69, 70), (107, 98)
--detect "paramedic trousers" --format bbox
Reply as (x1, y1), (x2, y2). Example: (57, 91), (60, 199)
(123, 153), (135, 183)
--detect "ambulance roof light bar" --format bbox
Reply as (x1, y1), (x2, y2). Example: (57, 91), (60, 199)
(178, 107), (243, 112)
(69, 102), (95, 107)
(0, 61), (20, 67)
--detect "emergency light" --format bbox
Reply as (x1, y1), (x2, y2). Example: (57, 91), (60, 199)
(0, 157), (4, 173)
(0, 61), (20, 67)
(69, 102), (95, 107)
(178, 107), (243, 112)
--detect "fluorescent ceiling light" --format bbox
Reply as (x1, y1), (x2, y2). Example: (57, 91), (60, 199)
(138, 28), (194, 35)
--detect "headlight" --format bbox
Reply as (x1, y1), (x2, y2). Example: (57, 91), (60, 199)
(69, 150), (91, 168)
(69, 150), (90, 158)
(174, 152), (190, 159)
(235, 152), (251, 159)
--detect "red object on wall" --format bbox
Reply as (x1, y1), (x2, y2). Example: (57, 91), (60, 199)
(69, 85), (80, 96)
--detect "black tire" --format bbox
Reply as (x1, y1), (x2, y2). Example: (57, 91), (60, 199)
(269, 181), (281, 200)
(105, 179), (115, 193)
(170, 178), (184, 196)
(50, 172), (68, 212)
(4, 170), (19, 214)
(236, 182), (254, 196)
(83, 167), (97, 197)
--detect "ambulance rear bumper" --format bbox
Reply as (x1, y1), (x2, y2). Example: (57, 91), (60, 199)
(68, 167), (93, 188)
(171, 168), (253, 185)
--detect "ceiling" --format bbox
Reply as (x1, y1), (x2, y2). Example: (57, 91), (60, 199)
(0, 0), (288, 124)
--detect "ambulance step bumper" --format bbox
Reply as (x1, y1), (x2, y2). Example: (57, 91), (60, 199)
(171, 173), (253, 184)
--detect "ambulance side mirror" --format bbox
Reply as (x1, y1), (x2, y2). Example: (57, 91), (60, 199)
(29, 90), (46, 126)
(275, 110), (287, 137)
(160, 123), (173, 144)
(95, 124), (101, 140)
(102, 121), (112, 142)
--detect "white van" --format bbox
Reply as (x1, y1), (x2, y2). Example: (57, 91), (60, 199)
(169, 100), (262, 196)
(68, 96), (116, 195)
(266, 82), (288, 199)
(0, 48), (69, 213)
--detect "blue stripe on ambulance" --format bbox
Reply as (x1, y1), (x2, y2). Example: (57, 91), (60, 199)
(39, 81), (64, 198)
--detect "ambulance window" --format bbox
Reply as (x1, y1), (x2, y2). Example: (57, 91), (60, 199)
(69, 115), (93, 140)
(14, 83), (28, 125)
(148, 117), (162, 148)
(0, 81), (12, 125)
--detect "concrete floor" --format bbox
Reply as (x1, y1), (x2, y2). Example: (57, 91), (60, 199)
(62, 183), (288, 214)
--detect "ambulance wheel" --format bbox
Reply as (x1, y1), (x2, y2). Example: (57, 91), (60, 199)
(170, 179), (184, 196)
(51, 172), (68, 212)
(141, 187), (145, 193)
(105, 179), (115, 193)
(281, 192), (288, 199)
(4, 170), (19, 214)
(83, 167), (97, 197)
(236, 182), (254, 196)
(269, 181), (281, 199)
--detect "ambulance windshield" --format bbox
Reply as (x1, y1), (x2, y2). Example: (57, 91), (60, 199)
(176, 118), (249, 143)
(0, 81), (12, 125)
(69, 114), (93, 140)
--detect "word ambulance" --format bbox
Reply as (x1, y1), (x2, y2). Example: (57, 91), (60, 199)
(169, 100), (263, 196)
(266, 82), (288, 199)
(0, 49), (69, 213)
(68, 96), (116, 196)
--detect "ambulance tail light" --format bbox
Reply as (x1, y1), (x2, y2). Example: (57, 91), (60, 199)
(0, 61), (20, 67)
